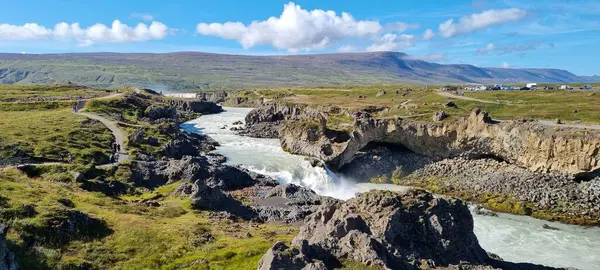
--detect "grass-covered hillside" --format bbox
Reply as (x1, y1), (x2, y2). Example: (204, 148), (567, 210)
(0, 85), (303, 269)
(0, 85), (116, 165)
(0, 167), (296, 269)
(0, 51), (592, 90)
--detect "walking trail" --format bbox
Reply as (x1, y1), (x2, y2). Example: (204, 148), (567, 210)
(2, 92), (130, 171)
(75, 93), (131, 166)
(437, 91), (600, 130)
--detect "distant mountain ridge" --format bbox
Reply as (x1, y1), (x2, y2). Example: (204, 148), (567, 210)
(0, 51), (588, 90)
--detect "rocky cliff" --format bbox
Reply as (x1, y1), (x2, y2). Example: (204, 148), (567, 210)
(258, 189), (564, 270)
(280, 108), (600, 175)
(242, 102), (347, 138)
(197, 91), (266, 107)
(165, 99), (223, 114)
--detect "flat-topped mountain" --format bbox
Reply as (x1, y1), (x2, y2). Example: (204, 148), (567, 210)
(0, 51), (587, 89)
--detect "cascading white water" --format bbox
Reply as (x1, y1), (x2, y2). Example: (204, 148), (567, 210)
(183, 106), (600, 270)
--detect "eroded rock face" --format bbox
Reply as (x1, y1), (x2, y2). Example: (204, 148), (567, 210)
(253, 184), (340, 224)
(242, 103), (346, 139)
(281, 108), (600, 174)
(166, 99), (223, 114)
(0, 224), (20, 270)
(292, 189), (489, 269)
(258, 190), (567, 270)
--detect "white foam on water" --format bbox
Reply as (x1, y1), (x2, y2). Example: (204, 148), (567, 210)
(183, 107), (600, 270)
(165, 93), (198, 99)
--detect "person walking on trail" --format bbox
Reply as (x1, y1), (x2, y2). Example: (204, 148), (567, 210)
(116, 143), (121, 153)
(68, 153), (73, 164)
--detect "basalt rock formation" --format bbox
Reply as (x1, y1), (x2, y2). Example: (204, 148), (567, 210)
(259, 189), (564, 270)
(280, 108), (600, 175)
(242, 103), (346, 138)
(165, 99), (223, 114)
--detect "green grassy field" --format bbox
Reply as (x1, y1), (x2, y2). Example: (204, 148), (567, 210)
(0, 84), (116, 165)
(0, 84), (111, 102)
(0, 85), (301, 269)
(238, 86), (600, 125)
(0, 168), (297, 270)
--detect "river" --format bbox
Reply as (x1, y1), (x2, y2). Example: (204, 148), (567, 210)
(182, 107), (600, 270)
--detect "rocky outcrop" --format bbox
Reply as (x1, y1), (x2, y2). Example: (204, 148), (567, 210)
(175, 180), (258, 220)
(281, 108), (600, 175)
(166, 99), (223, 114)
(260, 189), (563, 269)
(242, 103), (347, 138)
(0, 224), (20, 270)
(196, 91), (265, 107)
(399, 156), (600, 224)
(293, 189), (489, 269)
(252, 184), (340, 224)
(145, 105), (177, 120)
(258, 242), (326, 270)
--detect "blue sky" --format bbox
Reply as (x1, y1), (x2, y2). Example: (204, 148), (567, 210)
(1, 0), (599, 75)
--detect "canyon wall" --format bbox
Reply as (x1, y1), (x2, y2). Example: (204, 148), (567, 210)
(260, 103), (600, 175)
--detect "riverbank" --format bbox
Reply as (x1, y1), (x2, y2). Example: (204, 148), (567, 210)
(237, 99), (600, 226)
(187, 107), (600, 270)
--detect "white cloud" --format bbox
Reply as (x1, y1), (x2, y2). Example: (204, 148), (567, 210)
(337, 45), (357, 53)
(196, 2), (382, 52)
(0, 20), (170, 46)
(384, 22), (420, 32)
(402, 52), (447, 62)
(131, 12), (154, 21)
(366, 33), (416, 52)
(475, 42), (494, 55)
(0, 23), (52, 40)
(422, 28), (435, 40)
(439, 8), (528, 37)
(501, 62), (510, 68)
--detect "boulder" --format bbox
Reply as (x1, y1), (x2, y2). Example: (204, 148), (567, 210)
(433, 110), (449, 121)
(177, 181), (258, 220)
(257, 242), (327, 270)
(376, 90), (387, 97)
(254, 184), (339, 224)
(145, 105), (177, 120)
(444, 101), (457, 108)
(292, 189), (489, 269)
(0, 223), (20, 270)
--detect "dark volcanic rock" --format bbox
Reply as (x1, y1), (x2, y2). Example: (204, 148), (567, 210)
(293, 189), (489, 269)
(253, 184), (340, 224)
(255, 189), (566, 270)
(339, 145), (432, 181)
(145, 105), (177, 120)
(258, 242), (326, 270)
(166, 99), (223, 114)
(0, 223), (20, 270)
(163, 131), (218, 159)
(176, 181), (257, 220)
(433, 110), (449, 121)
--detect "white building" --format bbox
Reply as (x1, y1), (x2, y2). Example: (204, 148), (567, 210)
(526, 83), (537, 89)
